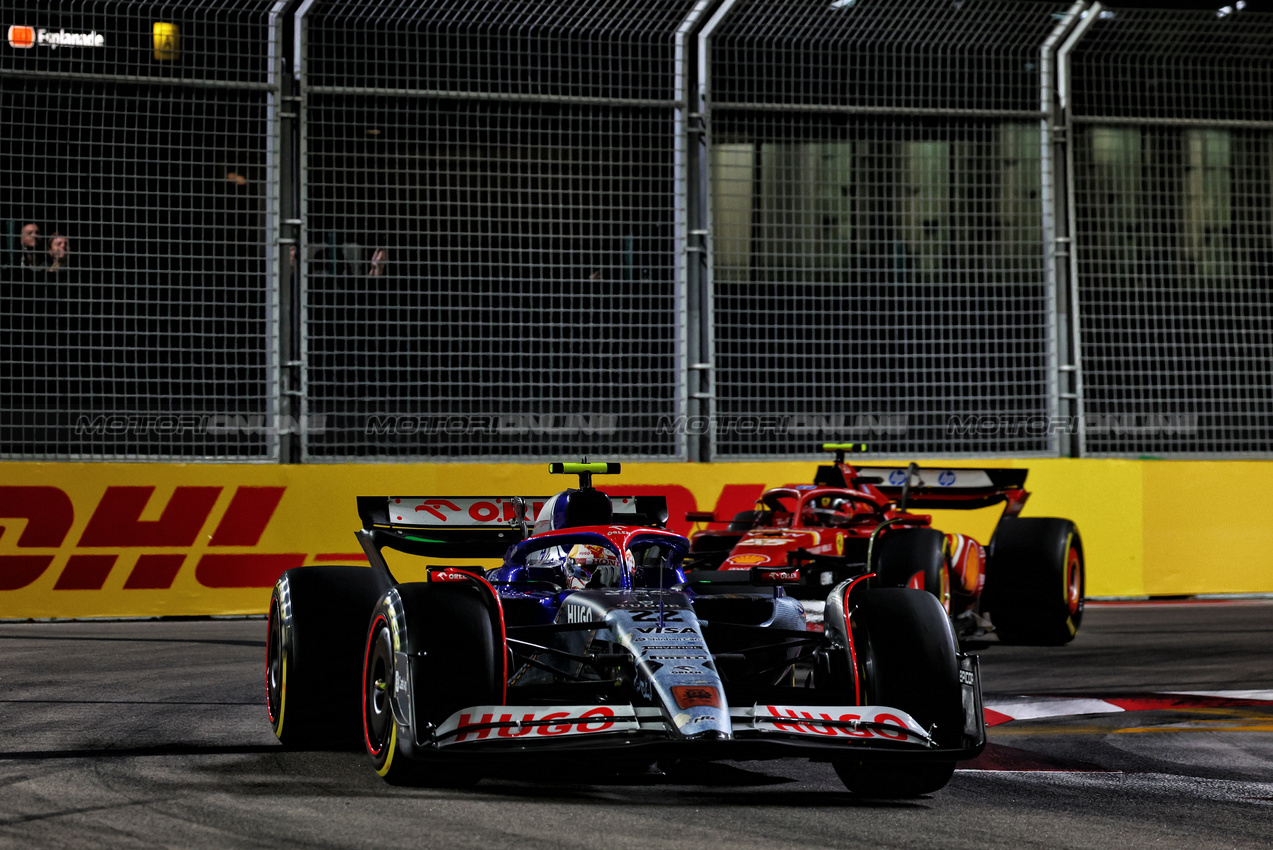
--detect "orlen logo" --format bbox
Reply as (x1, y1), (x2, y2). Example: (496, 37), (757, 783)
(8, 26), (34, 48)
(755, 569), (800, 583)
(0, 485), (307, 592)
(409, 498), (461, 522)
(392, 497), (547, 525)
(429, 568), (475, 583)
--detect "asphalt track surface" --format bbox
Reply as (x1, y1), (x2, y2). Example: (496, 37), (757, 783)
(2, 600), (1272, 849)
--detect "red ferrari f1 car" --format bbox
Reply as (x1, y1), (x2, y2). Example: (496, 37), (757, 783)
(684, 445), (1084, 645)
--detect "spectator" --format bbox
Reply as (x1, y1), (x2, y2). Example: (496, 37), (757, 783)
(368, 247), (388, 277)
(46, 232), (69, 273)
(19, 222), (46, 270)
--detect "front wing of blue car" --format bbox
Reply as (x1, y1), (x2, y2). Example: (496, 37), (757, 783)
(403, 656), (985, 765)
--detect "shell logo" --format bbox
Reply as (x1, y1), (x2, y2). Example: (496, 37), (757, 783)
(726, 553), (769, 566)
(8, 25), (35, 48)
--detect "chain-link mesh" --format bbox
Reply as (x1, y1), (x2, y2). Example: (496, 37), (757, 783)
(1070, 6), (1273, 457)
(0, 0), (281, 460)
(7, 1), (1271, 464)
(704, 0), (1071, 459)
(298, 0), (699, 461)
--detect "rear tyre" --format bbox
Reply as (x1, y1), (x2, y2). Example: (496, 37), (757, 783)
(984, 518), (1084, 646)
(873, 529), (950, 614)
(266, 566), (392, 749)
(832, 587), (961, 797)
(363, 583), (502, 785)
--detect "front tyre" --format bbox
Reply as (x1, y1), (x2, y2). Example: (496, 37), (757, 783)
(832, 587), (961, 797)
(984, 518), (1085, 645)
(362, 583), (502, 785)
(363, 613), (421, 784)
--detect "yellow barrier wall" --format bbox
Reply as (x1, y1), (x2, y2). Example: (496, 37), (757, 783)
(0, 459), (1268, 619)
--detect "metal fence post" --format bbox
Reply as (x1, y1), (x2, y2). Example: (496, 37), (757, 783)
(270, 0), (304, 463)
(1042, 2), (1089, 458)
(678, 1), (721, 463)
(1058, 3), (1103, 459)
(697, 0), (741, 463)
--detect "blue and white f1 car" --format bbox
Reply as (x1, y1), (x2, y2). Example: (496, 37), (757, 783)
(266, 463), (986, 796)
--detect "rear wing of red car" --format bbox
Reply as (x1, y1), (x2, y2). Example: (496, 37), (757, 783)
(356, 494), (670, 559)
(815, 464), (1030, 512)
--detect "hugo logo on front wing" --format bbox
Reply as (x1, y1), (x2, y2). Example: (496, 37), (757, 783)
(439, 705), (639, 746)
(0, 485), (307, 591)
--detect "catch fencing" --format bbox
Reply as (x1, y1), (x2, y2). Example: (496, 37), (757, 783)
(2, 0), (1270, 462)
(0, 0), (288, 460)
(701, 0), (1070, 458)
(297, 0), (698, 460)
(1065, 3), (1273, 457)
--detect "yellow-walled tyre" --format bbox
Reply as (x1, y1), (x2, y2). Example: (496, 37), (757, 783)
(266, 566), (392, 749)
(362, 612), (423, 785)
(362, 583), (502, 786)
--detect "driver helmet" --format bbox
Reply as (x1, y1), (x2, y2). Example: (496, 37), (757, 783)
(567, 543), (629, 588)
(803, 495), (857, 527)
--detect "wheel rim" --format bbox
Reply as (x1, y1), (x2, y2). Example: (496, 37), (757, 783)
(266, 601), (283, 722)
(1065, 544), (1082, 616)
(364, 622), (393, 756)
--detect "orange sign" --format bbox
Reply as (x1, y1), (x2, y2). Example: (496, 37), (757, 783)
(8, 25), (35, 48)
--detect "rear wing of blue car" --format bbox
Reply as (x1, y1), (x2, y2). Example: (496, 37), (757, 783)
(357, 496), (539, 559)
(357, 494), (670, 559)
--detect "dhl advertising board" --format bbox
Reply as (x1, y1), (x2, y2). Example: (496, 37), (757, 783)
(1, 460), (1271, 620)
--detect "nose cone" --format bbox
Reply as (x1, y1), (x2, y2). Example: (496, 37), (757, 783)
(686, 729), (730, 742)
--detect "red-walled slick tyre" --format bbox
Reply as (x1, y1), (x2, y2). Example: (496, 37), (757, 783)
(832, 587), (962, 797)
(363, 583), (502, 785)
